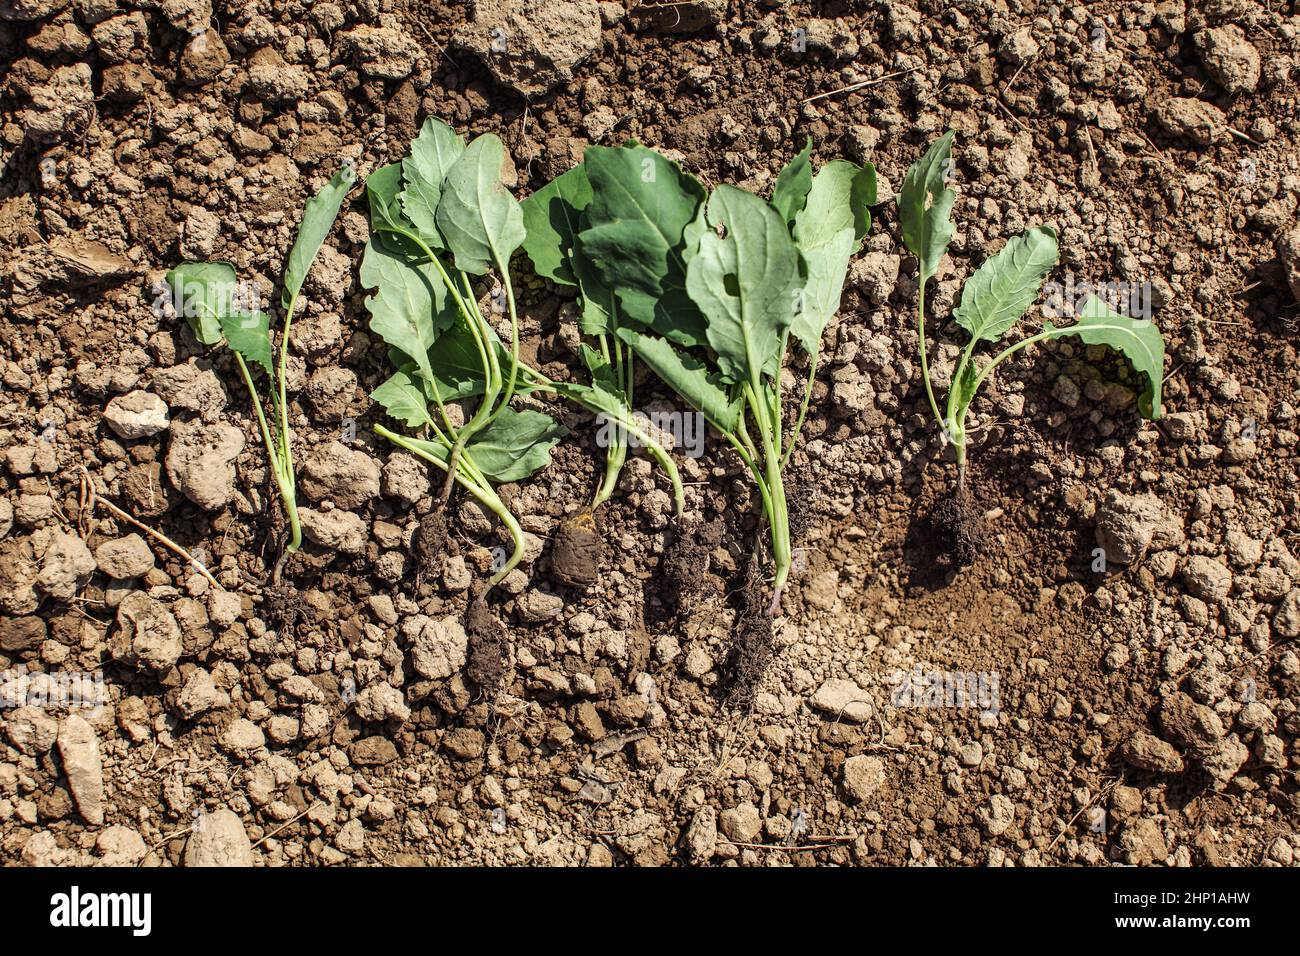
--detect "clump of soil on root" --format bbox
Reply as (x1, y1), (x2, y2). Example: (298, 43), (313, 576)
(550, 509), (603, 588)
(660, 517), (720, 619)
(465, 596), (508, 695)
(784, 474), (812, 544)
(927, 487), (989, 569)
(413, 511), (448, 577)
(263, 583), (305, 637)
(719, 556), (774, 710)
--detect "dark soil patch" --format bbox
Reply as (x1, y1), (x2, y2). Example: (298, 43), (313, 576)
(658, 516), (720, 620)
(464, 597), (508, 695)
(413, 511), (449, 578)
(263, 583), (305, 638)
(718, 550), (775, 711)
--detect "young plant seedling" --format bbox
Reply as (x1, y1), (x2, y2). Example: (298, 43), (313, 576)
(166, 165), (354, 582)
(570, 141), (874, 614)
(519, 162), (700, 582)
(363, 118), (683, 593)
(900, 132), (1166, 562)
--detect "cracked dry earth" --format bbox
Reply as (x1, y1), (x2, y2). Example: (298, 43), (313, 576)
(2, 0), (1300, 868)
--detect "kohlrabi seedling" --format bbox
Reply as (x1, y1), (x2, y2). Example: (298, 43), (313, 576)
(363, 118), (683, 595)
(569, 141), (874, 614)
(900, 131), (1166, 563)
(166, 165), (354, 582)
(519, 161), (699, 584)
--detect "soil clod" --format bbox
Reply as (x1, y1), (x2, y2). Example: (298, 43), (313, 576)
(928, 487), (988, 569)
(465, 596), (508, 695)
(413, 511), (449, 575)
(660, 516), (716, 619)
(719, 554), (774, 710)
(263, 583), (304, 638)
(550, 508), (603, 588)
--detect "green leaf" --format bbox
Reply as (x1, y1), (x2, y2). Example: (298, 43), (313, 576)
(282, 164), (355, 308)
(789, 160), (876, 354)
(371, 369), (435, 429)
(424, 316), (494, 401)
(219, 310), (274, 378)
(521, 165), (592, 286)
(898, 131), (956, 283)
(686, 185), (802, 384)
(366, 163), (422, 257)
(360, 236), (455, 388)
(464, 407), (566, 483)
(579, 343), (623, 395)
(399, 117), (466, 248)
(434, 133), (526, 276)
(953, 226), (1059, 346)
(578, 144), (709, 346)
(771, 139), (813, 226)
(1044, 294), (1166, 420)
(166, 261), (239, 346)
(616, 326), (741, 433)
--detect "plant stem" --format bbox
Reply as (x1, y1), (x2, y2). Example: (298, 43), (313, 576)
(374, 425), (526, 590)
(233, 352), (300, 555)
(916, 277), (945, 435)
(780, 353), (818, 470)
(742, 381), (790, 614)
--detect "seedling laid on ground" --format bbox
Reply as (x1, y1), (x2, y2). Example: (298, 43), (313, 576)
(166, 166), (354, 582)
(545, 141), (874, 614)
(364, 118), (683, 594)
(900, 132), (1166, 563)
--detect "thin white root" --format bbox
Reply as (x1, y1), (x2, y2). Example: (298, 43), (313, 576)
(78, 467), (223, 590)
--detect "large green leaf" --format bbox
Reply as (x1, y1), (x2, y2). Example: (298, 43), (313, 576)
(1044, 294), (1165, 420)
(165, 261), (239, 346)
(898, 131), (956, 283)
(954, 226), (1059, 346)
(465, 407), (566, 483)
(360, 236), (453, 388)
(282, 164), (355, 308)
(434, 134), (526, 276)
(521, 165), (592, 287)
(400, 117), (465, 248)
(616, 326), (741, 433)
(771, 139), (813, 227)
(371, 369), (435, 429)
(789, 160), (876, 354)
(219, 310), (274, 378)
(686, 185), (802, 384)
(578, 144), (709, 346)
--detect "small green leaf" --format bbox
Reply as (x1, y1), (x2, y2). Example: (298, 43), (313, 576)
(615, 326), (741, 434)
(898, 131), (956, 283)
(687, 185), (802, 384)
(579, 144), (709, 346)
(1044, 294), (1166, 420)
(789, 160), (875, 354)
(371, 369), (435, 429)
(219, 310), (274, 378)
(282, 164), (355, 308)
(953, 226), (1059, 346)
(360, 236), (455, 388)
(165, 261), (239, 346)
(771, 139), (813, 226)
(399, 117), (466, 248)
(463, 407), (567, 483)
(521, 165), (592, 286)
(366, 163), (421, 257)
(435, 134), (526, 276)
